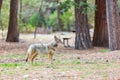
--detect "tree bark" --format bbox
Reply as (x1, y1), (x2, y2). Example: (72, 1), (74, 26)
(74, 0), (92, 49)
(6, 0), (19, 42)
(93, 0), (108, 47)
(106, 0), (120, 50)
(0, 0), (2, 11)
(19, 0), (22, 20)
(57, 1), (63, 31)
(0, 0), (3, 37)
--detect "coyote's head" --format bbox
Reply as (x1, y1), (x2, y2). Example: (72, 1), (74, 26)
(54, 36), (62, 44)
(48, 36), (62, 49)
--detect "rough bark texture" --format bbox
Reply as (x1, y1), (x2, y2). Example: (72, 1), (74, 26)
(93, 0), (108, 47)
(6, 0), (19, 42)
(74, 0), (92, 50)
(106, 0), (120, 50)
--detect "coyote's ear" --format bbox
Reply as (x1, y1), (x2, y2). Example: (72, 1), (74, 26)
(54, 35), (62, 43)
(54, 35), (57, 39)
(54, 35), (58, 41)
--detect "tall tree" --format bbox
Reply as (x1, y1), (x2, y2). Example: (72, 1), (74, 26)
(74, 0), (92, 49)
(57, 1), (63, 31)
(6, 0), (19, 42)
(0, 0), (2, 11)
(19, 0), (22, 20)
(93, 0), (108, 47)
(106, 0), (120, 50)
(0, 0), (3, 37)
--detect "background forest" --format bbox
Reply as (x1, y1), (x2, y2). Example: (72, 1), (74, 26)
(1, 0), (120, 32)
(1, 0), (120, 50)
(0, 0), (95, 32)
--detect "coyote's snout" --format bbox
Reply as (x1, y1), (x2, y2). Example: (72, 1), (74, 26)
(26, 36), (62, 63)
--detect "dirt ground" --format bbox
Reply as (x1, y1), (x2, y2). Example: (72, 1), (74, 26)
(0, 32), (120, 80)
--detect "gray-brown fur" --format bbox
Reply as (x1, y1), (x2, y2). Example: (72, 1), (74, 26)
(26, 36), (62, 63)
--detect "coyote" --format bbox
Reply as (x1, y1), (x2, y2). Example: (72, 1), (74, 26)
(26, 36), (62, 63)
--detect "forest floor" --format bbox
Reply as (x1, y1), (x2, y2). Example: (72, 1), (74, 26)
(0, 32), (120, 80)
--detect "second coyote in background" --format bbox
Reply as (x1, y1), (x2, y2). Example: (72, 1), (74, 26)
(26, 36), (62, 63)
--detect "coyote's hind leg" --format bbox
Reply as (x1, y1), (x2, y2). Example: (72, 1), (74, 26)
(31, 52), (38, 63)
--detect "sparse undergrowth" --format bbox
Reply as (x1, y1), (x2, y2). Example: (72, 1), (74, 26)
(0, 53), (120, 80)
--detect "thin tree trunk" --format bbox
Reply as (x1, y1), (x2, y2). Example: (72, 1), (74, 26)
(67, 22), (70, 31)
(0, 0), (3, 38)
(6, 0), (19, 42)
(19, 0), (22, 32)
(57, 1), (63, 31)
(93, 0), (108, 47)
(106, 0), (120, 50)
(74, 0), (92, 49)
(19, 0), (22, 20)
(0, 0), (2, 11)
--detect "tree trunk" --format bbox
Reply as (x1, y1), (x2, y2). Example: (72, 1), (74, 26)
(19, 0), (22, 32)
(19, 0), (22, 20)
(67, 22), (70, 31)
(0, 0), (2, 11)
(93, 0), (108, 47)
(106, 0), (120, 50)
(57, 2), (63, 31)
(0, 0), (3, 37)
(6, 0), (19, 42)
(74, 0), (92, 49)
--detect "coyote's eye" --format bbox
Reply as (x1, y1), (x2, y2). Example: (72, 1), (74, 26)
(54, 43), (58, 47)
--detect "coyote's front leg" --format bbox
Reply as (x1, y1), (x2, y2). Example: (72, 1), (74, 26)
(48, 50), (54, 61)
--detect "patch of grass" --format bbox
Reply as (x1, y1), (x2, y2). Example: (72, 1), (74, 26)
(81, 63), (117, 71)
(80, 75), (85, 79)
(0, 62), (26, 68)
(102, 73), (109, 78)
(32, 61), (46, 66)
(55, 59), (81, 65)
(0, 54), (26, 61)
(0, 53), (119, 79)
(0, 54), (27, 69)
(99, 49), (109, 53)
